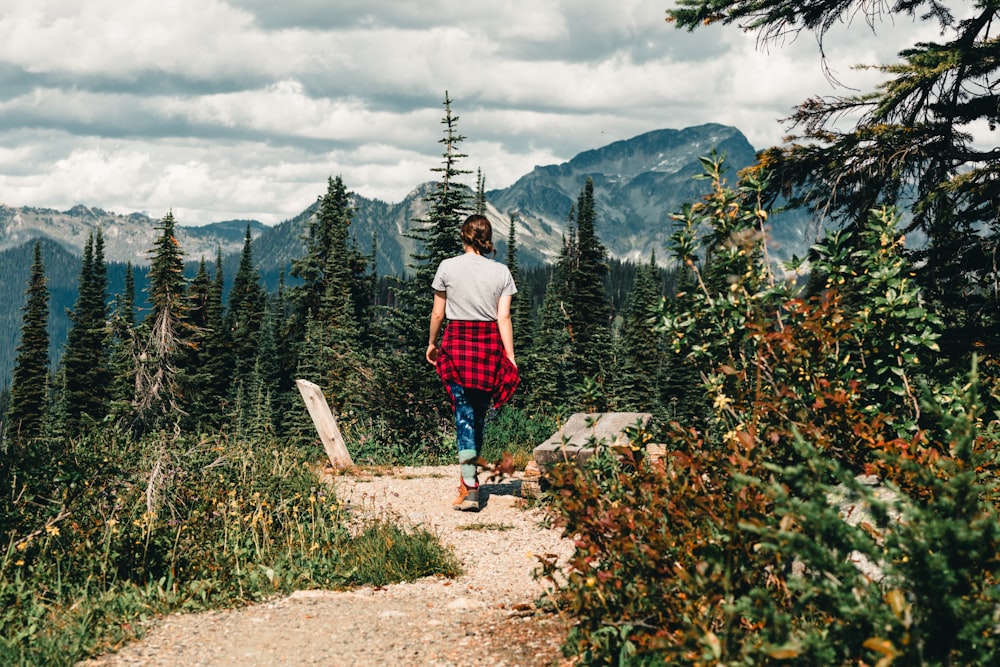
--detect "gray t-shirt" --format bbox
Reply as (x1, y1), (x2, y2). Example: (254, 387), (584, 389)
(432, 252), (518, 321)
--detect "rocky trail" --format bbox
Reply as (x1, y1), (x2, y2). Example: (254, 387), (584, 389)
(81, 465), (575, 667)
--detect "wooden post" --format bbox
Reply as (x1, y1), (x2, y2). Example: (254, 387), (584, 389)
(295, 379), (354, 469)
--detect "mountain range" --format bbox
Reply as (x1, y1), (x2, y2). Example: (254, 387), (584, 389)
(0, 123), (816, 385)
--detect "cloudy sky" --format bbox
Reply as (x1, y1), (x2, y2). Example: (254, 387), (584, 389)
(0, 0), (942, 226)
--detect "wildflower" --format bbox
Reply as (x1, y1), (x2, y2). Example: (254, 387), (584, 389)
(107, 518), (119, 528)
(45, 525), (60, 537)
(15, 559), (24, 567)
(713, 392), (733, 410)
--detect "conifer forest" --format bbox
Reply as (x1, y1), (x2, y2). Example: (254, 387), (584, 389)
(8, 3), (1000, 664)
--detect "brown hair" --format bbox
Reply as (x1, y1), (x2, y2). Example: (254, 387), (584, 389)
(460, 214), (495, 256)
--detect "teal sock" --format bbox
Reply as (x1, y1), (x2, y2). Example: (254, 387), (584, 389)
(458, 449), (478, 487)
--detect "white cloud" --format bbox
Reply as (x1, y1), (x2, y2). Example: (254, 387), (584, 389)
(0, 0), (957, 226)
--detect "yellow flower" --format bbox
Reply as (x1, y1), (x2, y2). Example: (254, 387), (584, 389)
(45, 525), (60, 537)
(713, 393), (733, 410)
(15, 559), (24, 567)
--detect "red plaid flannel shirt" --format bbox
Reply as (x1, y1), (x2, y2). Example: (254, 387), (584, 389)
(435, 320), (520, 409)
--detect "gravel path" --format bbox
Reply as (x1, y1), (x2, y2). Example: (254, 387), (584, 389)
(81, 465), (574, 667)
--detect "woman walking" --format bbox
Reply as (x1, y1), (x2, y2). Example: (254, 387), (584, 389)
(426, 214), (519, 511)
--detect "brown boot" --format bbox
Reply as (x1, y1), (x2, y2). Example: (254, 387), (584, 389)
(452, 480), (470, 506)
(453, 488), (480, 512)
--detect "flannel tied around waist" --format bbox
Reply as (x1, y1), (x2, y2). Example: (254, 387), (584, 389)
(435, 320), (520, 409)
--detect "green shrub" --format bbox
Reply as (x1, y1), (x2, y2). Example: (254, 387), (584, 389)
(539, 159), (1000, 666)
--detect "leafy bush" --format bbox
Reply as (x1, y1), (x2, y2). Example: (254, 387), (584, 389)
(539, 159), (1000, 666)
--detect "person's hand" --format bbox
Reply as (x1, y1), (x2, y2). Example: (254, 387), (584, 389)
(506, 351), (517, 369)
(426, 343), (439, 365)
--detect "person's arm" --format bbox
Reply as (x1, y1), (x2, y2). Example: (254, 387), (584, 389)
(426, 290), (447, 364)
(496, 293), (516, 367)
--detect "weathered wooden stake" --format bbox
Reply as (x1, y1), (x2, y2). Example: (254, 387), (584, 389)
(295, 379), (354, 469)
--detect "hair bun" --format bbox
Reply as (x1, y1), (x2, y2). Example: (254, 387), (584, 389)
(461, 214), (495, 256)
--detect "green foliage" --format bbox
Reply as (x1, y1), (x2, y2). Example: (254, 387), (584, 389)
(611, 254), (667, 412)
(227, 224), (267, 387)
(480, 407), (556, 468)
(544, 327), (1000, 666)
(541, 158), (1000, 666)
(129, 212), (189, 432)
(668, 0), (1000, 354)
(6, 242), (50, 449)
(807, 208), (943, 426)
(524, 179), (617, 411)
(60, 229), (111, 435)
(0, 426), (460, 665)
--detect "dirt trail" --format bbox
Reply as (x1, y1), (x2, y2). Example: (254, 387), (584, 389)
(81, 465), (574, 667)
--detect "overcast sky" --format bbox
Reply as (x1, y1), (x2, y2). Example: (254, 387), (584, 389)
(0, 0), (944, 226)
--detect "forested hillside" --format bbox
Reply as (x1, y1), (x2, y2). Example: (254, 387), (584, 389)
(0, 122), (816, 387)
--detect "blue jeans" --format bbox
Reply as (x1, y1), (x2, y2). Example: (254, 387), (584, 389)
(449, 383), (491, 485)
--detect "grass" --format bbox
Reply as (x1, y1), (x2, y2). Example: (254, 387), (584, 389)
(0, 428), (462, 666)
(456, 522), (515, 532)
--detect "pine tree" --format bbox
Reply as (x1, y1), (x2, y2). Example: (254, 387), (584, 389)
(227, 224), (266, 391)
(61, 229), (111, 434)
(287, 175), (370, 414)
(108, 261), (137, 415)
(133, 212), (188, 429)
(6, 241), (50, 446)
(121, 262), (136, 328)
(202, 248), (233, 416)
(567, 177), (613, 389)
(407, 91), (469, 295)
(379, 92), (472, 450)
(525, 263), (578, 410)
(179, 257), (216, 428)
(506, 213), (532, 377)
(612, 254), (666, 411)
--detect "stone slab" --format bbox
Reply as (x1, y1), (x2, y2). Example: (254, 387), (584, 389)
(533, 412), (652, 467)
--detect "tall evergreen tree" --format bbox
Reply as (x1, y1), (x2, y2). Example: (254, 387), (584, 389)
(61, 229), (111, 434)
(506, 213), (532, 374)
(611, 253), (665, 411)
(202, 248), (233, 413)
(6, 241), (50, 446)
(108, 261), (137, 415)
(525, 252), (578, 410)
(179, 257), (217, 428)
(287, 175), (369, 414)
(568, 178), (613, 381)
(227, 224), (267, 388)
(133, 212), (188, 429)
(524, 182), (614, 411)
(407, 91), (469, 294)
(379, 92), (472, 449)
(121, 261), (136, 328)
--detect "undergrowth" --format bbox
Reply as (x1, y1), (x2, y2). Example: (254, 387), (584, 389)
(0, 426), (460, 666)
(538, 160), (1000, 666)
